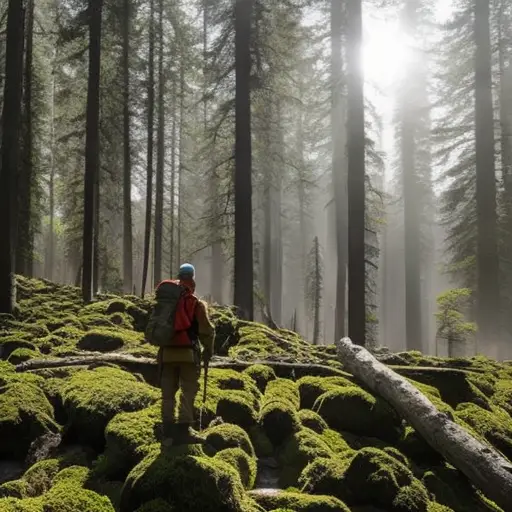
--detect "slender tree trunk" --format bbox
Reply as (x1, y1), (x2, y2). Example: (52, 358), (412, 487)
(169, 76), (176, 275)
(141, 0), (155, 297)
(122, 0), (133, 294)
(177, 48), (185, 266)
(92, 164), (100, 294)
(0, 0), (24, 314)
(346, 0), (366, 346)
(401, 3), (422, 351)
(17, 0), (34, 277)
(331, 0), (347, 342)
(474, 0), (500, 346)
(234, 0), (254, 320)
(153, 0), (164, 287)
(313, 236), (321, 345)
(82, 0), (102, 303)
(46, 50), (56, 281)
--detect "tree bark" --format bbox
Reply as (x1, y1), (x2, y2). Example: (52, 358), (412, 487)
(331, 0), (347, 343)
(0, 0), (24, 314)
(401, 3), (422, 351)
(234, 0), (254, 320)
(336, 337), (512, 512)
(474, 0), (500, 346)
(346, 0), (366, 346)
(122, 0), (133, 294)
(141, 0), (155, 297)
(153, 0), (164, 287)
(82, 0), (102, 304)
(313, 236), (321, 345)
(169, 75), (176, 275)
(177, 46), (185, 265)
(17, 0), (34, 278)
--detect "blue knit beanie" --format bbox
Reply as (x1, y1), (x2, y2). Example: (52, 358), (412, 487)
(178, 263), (195, 279)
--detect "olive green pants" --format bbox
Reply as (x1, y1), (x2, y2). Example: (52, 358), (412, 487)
(160, 362), (200, 426)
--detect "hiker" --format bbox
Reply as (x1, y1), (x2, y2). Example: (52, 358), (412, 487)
(146, 263), (215, 446)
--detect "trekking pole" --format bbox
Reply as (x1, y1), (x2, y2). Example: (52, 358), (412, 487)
(199, 360), (209, 430)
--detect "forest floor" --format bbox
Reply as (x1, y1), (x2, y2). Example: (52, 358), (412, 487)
(0, 275), (511, 511)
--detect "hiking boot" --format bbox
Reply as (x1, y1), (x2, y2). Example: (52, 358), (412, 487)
(161, 423), (176, 448)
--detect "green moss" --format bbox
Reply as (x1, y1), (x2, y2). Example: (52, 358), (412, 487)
(492, 379), (512, 417)
(398, 426), (443, 465)
(297, 376), (353, 410)
(62, 367), (158, 449)
(42, 481), (115, 512)
(52, 466), (90, 487)
(120, 444), (246, 512)
(422, 466), (502, 512)
(260, 379), (301, 447)
(248, 426), (274, 458)
(7, 348), (39, 365)
(214, 447), (257, 489)
(204, 423), (256, 458)
(20, 459), (61, 497)
(101, 404), (160, 478)
(243, 364), (277, 393)
(278, 428), (348, 488)
(0, 337), (36, 360)
(44, 316), (84, 333)
(455, 402), (512, 460)
(135, 499), (175, 512)
(251, 490), (350, 512)
(0, 381), (59, 459)
(343, 447), (429, 511)
(216, 395), (258, 428)
(0, 481), (29, 499)
(0, 496), (44, 511)
(297, 410), (328, 434)
(78, 314), (117, 329)
(313, 387), (403, 443)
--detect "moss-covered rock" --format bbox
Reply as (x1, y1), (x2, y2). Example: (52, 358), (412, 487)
(343, 448), (429, 511)
(214, 447), (257, 489)
(422, 465), (502, 512)
(120, 444), (246, 512)
(243, 365), (277, 393)
(61, 367), (158, 449)
(398, 426), (443, 465)
(7, 348), (40, 365)
(77, 330), (126, 352)
(0, 381), (59, 460)
(297, 376), (353, 410)
(297, 410), (328, 434)
(204, 423), (255, 458)
(251, 490), (350, 512)
(101, 405), (160, 478)
(0, 337), (36, 360)
(0, 496), (44, 511)
(313, 387), (403, 442)
(42, 480), (115, 512)
(491, 379), (512, 417)
(260, 379), (301, 447)
(455, 402), (512, 460)
(135, 499), (175, 512)
(216, 395), (258, 429)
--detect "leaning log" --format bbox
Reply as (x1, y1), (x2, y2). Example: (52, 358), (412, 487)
(336, 337), (512, 511)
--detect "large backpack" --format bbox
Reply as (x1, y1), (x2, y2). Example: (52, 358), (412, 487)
(145, 280), (198, 347)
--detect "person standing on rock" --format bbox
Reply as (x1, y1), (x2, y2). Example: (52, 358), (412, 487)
(146, 263), (215, 446)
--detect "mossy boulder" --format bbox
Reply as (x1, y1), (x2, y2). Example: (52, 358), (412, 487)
(260, 379), (301, 447)
(343, 448), (429, 511)
(204, 423), (255, 458)
(101, 405), (160, 478)
(398, 427), (443, 465)
(7, 348), (40, 365)
(297, 410), (328, 434)
(243, 364), (277, 393)
(492, 380), (512, 417)
(297, 376), (353, 410)
(135, 499), (175, 512)
(42, 480), (115, 512)
(422, 465), (502, 512)
(313, 387), (403, 442)
(0, 381), (59, 460)
(455, 402), (512, 460)
(0, 496), (44, 511)
(214, 447), (257, 489)
(0, 337), (36, 360)
(251, 490), (350, 512)
(77, 330), (126, 352)
(120, 444), (246, 512)
(216, 395), (258, 429)
(61, 367), (158, 449)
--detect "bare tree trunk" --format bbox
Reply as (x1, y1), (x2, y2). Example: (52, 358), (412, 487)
(169, 76), (176, 276)
(234, 0), (254, 320)
(346, 0), (366, 346)
(474, 0), (500, 347)
(0, 0), (24, 314)
(122, 0), (133, 294)
(153, 0), (164, 287)
(46, 49), (57, 281)
(92, 163), (100, 294)
(331, 0), (347, 342)
(141, 0), (155, 297)
(313, 236), (321, 345)
(336, 337), (512, 512)
(17, 0), (34, 277)
(82, 0), (103, 303)
(177, 47), (185, 265)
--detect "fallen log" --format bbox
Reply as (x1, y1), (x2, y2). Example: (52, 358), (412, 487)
(15, 353), (353, 386)
(336, 337), (512, 511)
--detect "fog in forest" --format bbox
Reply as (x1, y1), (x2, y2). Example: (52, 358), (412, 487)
(1, 0), (511, 360)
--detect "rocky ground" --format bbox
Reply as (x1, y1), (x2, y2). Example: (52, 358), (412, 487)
(0, 276), (511, 511)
